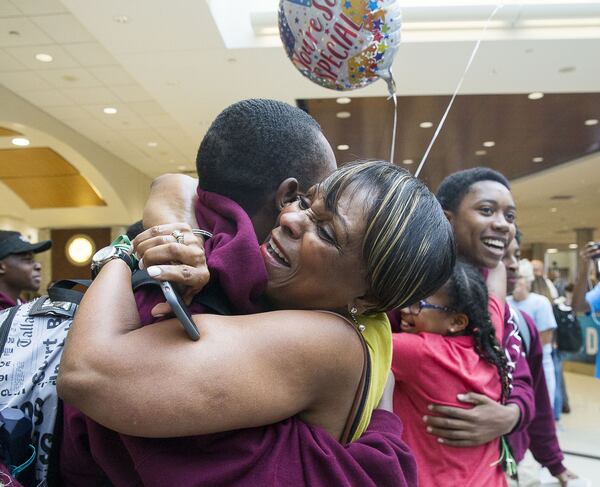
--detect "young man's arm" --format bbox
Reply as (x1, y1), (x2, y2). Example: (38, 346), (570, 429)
(143, 173), (199, 229)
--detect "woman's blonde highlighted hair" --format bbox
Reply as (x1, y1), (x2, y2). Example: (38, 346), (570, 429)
(319, 161), (456, 313)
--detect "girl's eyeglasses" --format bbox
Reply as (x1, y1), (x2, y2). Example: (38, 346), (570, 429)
(407, 300), (456, 316)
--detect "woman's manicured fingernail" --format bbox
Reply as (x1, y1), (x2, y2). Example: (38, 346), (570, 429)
(457, 394), (467, 401)
(428, 404), (434, 411)
(422, 416), (428, 422)
(138, 258), (145, 270)
(437, 438), (444, 444)
(147, 266), (161, 277)
(426, 427), (432, 433)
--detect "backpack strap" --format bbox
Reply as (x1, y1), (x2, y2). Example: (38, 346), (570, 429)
(47, 279), (92, 305)
(512, 308), (531, 356)
(0, 305), (20, 356)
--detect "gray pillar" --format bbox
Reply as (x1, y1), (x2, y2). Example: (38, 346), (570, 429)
(531, 242), (545, 261)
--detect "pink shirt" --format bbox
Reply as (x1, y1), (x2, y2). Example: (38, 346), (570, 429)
(391, 295), (507, 487)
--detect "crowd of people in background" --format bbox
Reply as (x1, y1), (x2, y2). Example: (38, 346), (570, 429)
(0, 99), (597, 487)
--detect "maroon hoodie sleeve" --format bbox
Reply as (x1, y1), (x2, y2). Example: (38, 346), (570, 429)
(503, 304), (535, 432)
(520, 313), (565, 476)
(340, 410), (418, 486)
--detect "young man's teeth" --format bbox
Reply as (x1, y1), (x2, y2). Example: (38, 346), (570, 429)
(483, 238), (505, 250)
(268, 240), (289, 264)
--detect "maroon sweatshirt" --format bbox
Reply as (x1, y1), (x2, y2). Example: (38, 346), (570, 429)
(507, 309), (566, 476)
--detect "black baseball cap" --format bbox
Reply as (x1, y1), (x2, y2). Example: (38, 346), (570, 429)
(0, 230), (52, 261)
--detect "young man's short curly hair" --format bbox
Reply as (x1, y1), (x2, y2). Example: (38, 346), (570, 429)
(436, 167), (510, 212)
(196, 99), (333, 216)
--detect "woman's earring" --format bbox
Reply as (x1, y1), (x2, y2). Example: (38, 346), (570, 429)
(349, 306), (365, 332)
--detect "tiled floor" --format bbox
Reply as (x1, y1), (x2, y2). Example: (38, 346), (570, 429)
(538, 372), (600, 486)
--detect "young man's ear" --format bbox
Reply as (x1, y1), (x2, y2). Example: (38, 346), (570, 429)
(275, 178), (299, 210)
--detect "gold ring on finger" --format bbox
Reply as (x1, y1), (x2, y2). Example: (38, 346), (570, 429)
(171, 230), (185, 245)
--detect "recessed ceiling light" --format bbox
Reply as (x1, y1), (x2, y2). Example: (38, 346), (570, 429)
(35, 53), (53, 63)
(147, 141), (158, 148)
(584, 119), (599, 126)
(558, 66), (576, 74)
(475, 150), (487, 156)
(8, 30), (20, 37)
(11, 137), (30, 147)
(402, 159), (414, 165)
(483, 141), (495, 148)
(113, 15), (130, 23)
(568, 244), (578, 249)
(532, 156), (544, 163)
(227, 58), (237, 63)
(336, 97), (351, 105)
(419, 121), (433, 129)
(528, 92), (544, 100)
(546, 248), (558, 254)
(103, 107), (118, 115)
(337, 144), (350, 151)
(62, 74), (78, 82)
(550, 207), (557, 213)
(336, 111), (351, 119)
(177, 165), (187, 171)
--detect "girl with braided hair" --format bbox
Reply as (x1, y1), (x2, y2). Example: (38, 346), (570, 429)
(389, 260), (511, 487)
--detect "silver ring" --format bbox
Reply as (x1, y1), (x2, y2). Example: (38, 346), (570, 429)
(171, 230), (185, 245)
(192, 229), (213, 240)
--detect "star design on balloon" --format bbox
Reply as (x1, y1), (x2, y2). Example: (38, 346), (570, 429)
(344, 0), (352, 8)
(373, 19), (383, 30)
(373, 31), (383, 42)
(368, 1), (378, 11)
(375, 52), (384, 61)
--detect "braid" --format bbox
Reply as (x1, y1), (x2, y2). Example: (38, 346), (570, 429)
(447, 262), (512, 403)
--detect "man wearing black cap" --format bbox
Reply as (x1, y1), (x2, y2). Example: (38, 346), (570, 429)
(0, 230), (52, 310)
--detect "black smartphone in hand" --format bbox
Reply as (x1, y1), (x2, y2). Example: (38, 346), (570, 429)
(160, 281), (200, 341)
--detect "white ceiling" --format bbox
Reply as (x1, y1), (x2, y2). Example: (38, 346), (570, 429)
(0, 0), (598, 245)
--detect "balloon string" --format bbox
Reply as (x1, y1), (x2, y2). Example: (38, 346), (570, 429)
(390, 93), (398, 164)
(414, 3), (504, 178)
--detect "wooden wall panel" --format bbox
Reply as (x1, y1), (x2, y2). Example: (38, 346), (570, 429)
(50, 228), (111, 281)
(0, 147), (105, 208)
(3, 175), (106, 208)
(0, 147), (78, 177)
(301, 92), (600, 190)
(0, 127), (22, 137)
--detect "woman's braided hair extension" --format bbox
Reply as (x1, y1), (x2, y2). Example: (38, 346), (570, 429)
(446, 261), (512, 403)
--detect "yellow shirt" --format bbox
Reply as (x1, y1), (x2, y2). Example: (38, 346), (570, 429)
(349, 312), (392, 442)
